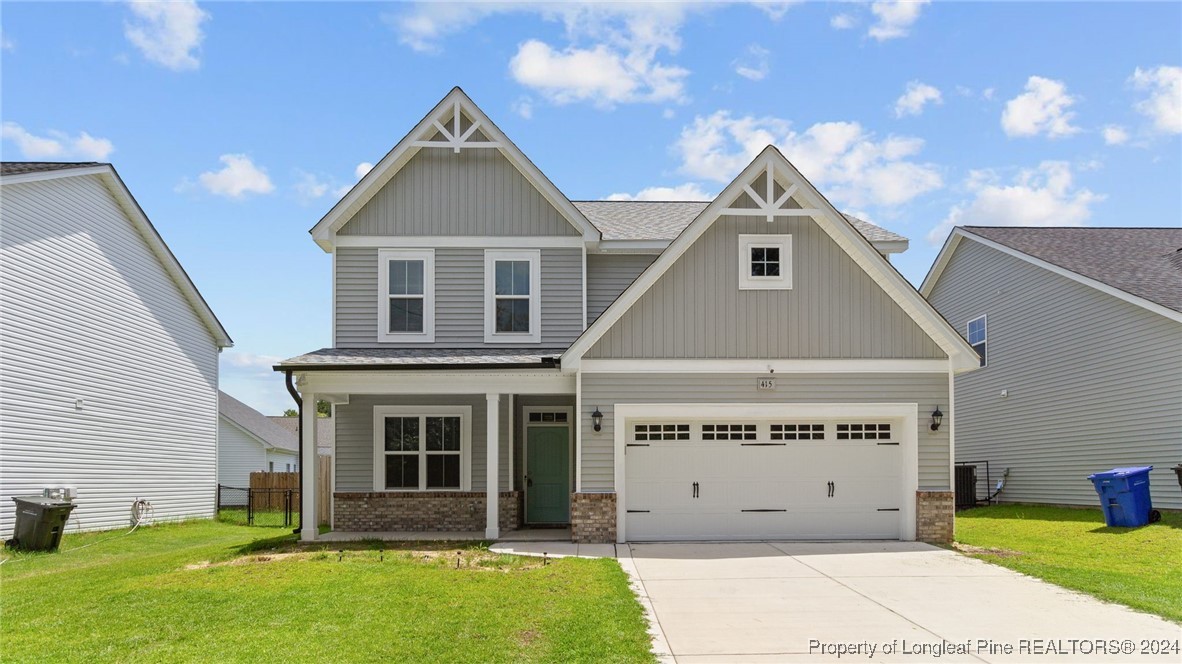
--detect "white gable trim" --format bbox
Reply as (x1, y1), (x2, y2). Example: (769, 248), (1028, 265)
(561, 146), (980, 373)
(310, 88), (600, 252)
(1, 165), (233, 348)
(922, 228), (1182, 324)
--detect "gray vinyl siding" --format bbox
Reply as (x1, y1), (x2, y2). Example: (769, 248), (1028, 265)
(217, 418), (267, 488)
(339, 148), (580, 237)
(586, 254), (656, 325)
(334, 395), (511, 493)
(0, 176), (220, 537)
(335, 247), (583, 348)
(579, 373), (950, 492)
(927, 238), (1182, 509)
(587, 214), (946, 359)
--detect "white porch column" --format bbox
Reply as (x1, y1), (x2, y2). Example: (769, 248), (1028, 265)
(300, 389), (318, 542)
(485, 393), (500, 539)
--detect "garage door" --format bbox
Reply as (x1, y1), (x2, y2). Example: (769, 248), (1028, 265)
(624, 417), (904, 541)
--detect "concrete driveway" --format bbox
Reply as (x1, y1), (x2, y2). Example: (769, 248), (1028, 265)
(620, 542), (1181, 663)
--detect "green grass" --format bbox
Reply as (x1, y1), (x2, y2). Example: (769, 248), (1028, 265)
(956, 504), (1182, 623)
(0, 521), (654, 663)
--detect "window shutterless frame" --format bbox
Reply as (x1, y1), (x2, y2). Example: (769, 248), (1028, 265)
(967, 315), (987, 367)
(372, 406), (472, 492)
(738, 234), (793, 290)
(484, 249), (542, 343)
(377, 249), (435, 342)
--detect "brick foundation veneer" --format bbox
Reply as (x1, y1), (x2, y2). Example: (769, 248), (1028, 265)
(333, 491), (520, 532)
(571, 492), (616, 543)
(916, 490), (954, 544)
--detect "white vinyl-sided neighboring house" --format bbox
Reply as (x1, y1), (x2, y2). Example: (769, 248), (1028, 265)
(277, 88), (981, 545)
(218, 391), (299, 488)
(923, 226), (1182, 510)
(0, 162), (232, 536)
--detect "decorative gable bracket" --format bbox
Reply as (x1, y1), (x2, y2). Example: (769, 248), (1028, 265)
(410, 99), (502, 153)
(722, 160), (821, 222)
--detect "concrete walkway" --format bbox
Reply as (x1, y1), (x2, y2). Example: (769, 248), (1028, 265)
(624, 541), (1182, 663)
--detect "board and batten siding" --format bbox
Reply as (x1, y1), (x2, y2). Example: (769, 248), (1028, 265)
(338, 148), (580, 237)
(0, 176), (220, 537)
(579, 373), (950, 492)
(335, 247), (582, 348)
(217, 418), (267, 488)
(587, 215), (946, 359)
(927, 238), (1182, 509)
(334, 395), (511, 493)
(586, 254), (656, 325)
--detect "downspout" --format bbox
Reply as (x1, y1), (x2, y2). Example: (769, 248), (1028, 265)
(284, 370), (302, 535)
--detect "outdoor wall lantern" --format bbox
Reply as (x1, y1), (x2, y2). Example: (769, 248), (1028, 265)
(592, 407), (603, 432)
(930, 406), (944, 432)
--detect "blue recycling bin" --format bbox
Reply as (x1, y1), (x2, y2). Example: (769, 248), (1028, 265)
(1086, 466), (1160, 528)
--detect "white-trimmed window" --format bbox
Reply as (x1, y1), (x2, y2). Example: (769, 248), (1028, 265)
(373, 406), (472, 491)
(738, 234), (792, 290)
(967, 315), (987, 367)
(484, 249), (541, 343)
(378, 249), (435, 342)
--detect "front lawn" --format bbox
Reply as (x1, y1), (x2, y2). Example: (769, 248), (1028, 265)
(956, 504), (1182, 623)
(0, 521), (654, 663)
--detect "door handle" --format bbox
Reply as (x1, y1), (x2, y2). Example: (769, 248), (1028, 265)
(692, 481), (699, 499)
(827, 481), (835, 498)
(526, 475), (533, 487)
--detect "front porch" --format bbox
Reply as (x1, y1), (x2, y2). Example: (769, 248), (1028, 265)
(293, 365), (586, 543)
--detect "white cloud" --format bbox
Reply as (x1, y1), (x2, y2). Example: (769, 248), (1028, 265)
(868, 0), (929, 41)
(1130, 65), (1182, 134)
(606, 182), (713, 201)
(674, 111), (942, 209)
(1102, 125), (1129, 146)
(220, 352), (293, 416)
(894, 81), (942, 117)
(511, 96), (534, 119)
(1, 31), (14, 51)
(354, 162), (374, 179)
(294, 171), (330, 204)
(223, 351), (282, 369)
(927, 161), (1104, 244)
(750, 1), (801, 21)
(830, 14), (855, 30)
(733, 44), (770, 81)
(196, 154), (274, 199)
(123, 0), (209, 71)
(1, 122), (114, 160)
(1001, 76), (1080, 138)
(981, 87), (995, 101)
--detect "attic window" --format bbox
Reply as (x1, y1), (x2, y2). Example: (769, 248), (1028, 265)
(738, 235), (792, 290)
(967, 315), (987, 367)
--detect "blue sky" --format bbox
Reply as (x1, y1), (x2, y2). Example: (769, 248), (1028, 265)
(3, 1), (1180, 414)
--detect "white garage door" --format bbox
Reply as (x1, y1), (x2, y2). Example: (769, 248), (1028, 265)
(624, 417), (904, 541)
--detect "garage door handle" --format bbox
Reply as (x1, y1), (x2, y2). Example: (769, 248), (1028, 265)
(692, 481), (699, 498)
(827, 481), (835, 498)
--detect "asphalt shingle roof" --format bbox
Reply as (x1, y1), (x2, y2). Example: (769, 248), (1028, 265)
(572, 200), (907, 244)
(963, 226), (1182, 313)
(268, 416), (335, 454)
(219, 391), (299, 452)
(276, 348), (565, 369)
(1, 162), (103, 176)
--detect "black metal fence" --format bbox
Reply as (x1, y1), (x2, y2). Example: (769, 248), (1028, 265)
(217, 485), (300, 527)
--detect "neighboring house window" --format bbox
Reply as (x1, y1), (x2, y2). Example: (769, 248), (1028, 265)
(286, 463), (291, 472)
(373, 406), (472, 491)
(268, 461), (274, 472)
(967, 315), (987, 367)
(484, 249), (541, 343)
(378, 249), (435, 342)
(738, 235), (793, 290)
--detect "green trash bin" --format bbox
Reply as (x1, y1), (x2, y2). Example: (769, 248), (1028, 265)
(7, 496), (76, 552)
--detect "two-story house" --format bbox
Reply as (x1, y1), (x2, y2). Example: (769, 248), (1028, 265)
(276, 88), (981, 544)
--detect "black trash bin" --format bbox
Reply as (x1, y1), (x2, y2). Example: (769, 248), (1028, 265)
(1174, 465), (1182, 492)
(7, 496), (76, 552)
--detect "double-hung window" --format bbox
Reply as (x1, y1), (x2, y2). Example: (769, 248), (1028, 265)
(484, 249), (541, 343)
(378, 249), (435, 342)
(374, 406), (471, 491)
(967, 315), (987, 367)
(738, 235), (793, 289)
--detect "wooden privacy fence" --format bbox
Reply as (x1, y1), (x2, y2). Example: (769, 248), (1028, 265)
(248, 455), (332, 525)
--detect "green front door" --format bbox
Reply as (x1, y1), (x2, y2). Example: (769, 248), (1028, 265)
(525, 425), (571, 524)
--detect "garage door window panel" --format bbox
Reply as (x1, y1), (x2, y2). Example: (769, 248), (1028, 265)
(771, 424), (825, 440)
(836, 423), (892, 440)
(633, 424), (690, 441)
(702, 424), (757, 441)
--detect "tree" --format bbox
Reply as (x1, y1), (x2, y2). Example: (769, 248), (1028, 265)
(282, 408), (297, 417)
(317, 400), (331, 417)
